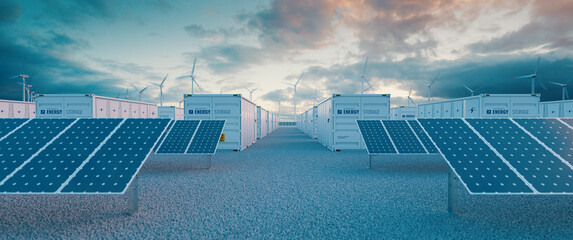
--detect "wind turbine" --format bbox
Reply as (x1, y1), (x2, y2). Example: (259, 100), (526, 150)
(124, 87), (129, 99)
(420, 73), (440, 102)
(132, 84), (149, 101)
(549, 76), (572, 100)
(244, 87), (259, 101)
(462, 84), (484, 96)
(152, 74), (168, 106)
(287, 73), (303, 121)
(347, 58), (372, 94)
(175, 97), (184, 107)
(10, 74), (30, 101)
(513, 56), (547, 94)
(407, 87), (416, 106)
(177, 57), (202, 94)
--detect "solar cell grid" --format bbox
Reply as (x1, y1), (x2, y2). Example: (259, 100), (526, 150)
(157, 120), (199, 153)
(186, 120), (225, 154)
(0, 119), (76, 184)
(419, 119), (532, 194)
(382, 120), (425, 154)
(153, 120), (174, 152)
(514, 119), (573, 164)
(467, 119), (573, 193)
(0, 119), (122, 193)
(408, 120), (439, 153)
(357, 120), (396, 154)
(560, 119), (573, 128)
(0, 119), (28, 139)
(61, 118), (170, 193)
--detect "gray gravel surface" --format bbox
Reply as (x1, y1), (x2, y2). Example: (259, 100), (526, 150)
(1, 127), (572, 239)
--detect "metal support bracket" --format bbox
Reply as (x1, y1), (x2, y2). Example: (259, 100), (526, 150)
(127, 175), (139, 215)
(448, 168), (458, 214)
(369, 155), (373, 169)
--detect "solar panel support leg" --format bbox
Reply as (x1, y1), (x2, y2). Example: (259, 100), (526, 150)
(369, 155), (372, 169)
(207, 155), (212, 169)
(448, 169), (458, 214)
(127, 176), (139, 215)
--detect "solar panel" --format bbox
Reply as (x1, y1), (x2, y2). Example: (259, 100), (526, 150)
(0, 119), (29, 139)
(156, 120), (200, 153)
(408, 120), (439, 153)
(153, 120), (174, 152)
(186, 120), (225, 154)
(513, 119), (573, 164)
(356, 120), (396, 154)
(560, 118), (573, 128)
(0, 119), (123, 193)
(382, 120), (426, 154)
(0, 119), (76, 184)
(60, 118), (170, 193)
(419, 119), (533, 194)
(466, 119), (573, 193)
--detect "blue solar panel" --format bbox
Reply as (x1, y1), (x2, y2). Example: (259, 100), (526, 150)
(419, 119), (533, 194)
(514, 119), (573, 163)
(186, 120), (225, 154)
(467, 119), (573, 193)
(153, 120), (174, 152)
(382, 120), (425, 154)
(560, 119), (573, 128)
(61, 118), (170, 193)
(0, 119), (122, 193)
(157, 120), (200, 153)
(0, 119), (76, 184)
(0, 119), (28, 139)
(408, 120), (439, 153)
(357, 120), (396, 154)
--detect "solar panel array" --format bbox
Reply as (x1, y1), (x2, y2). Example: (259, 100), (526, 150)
(155, 120), (225, 155)
(356, 120), (396, 154)
(417, 118), (573, 195)
(0, 118), (170, 194)
(357, 120), (437, 155)
(156, 120), (200, 153)
(408, 120), (439, 153)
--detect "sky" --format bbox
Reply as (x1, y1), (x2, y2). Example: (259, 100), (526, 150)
(1, 0), (572, 121)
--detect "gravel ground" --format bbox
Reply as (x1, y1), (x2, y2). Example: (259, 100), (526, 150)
(1, 127), (572, 239)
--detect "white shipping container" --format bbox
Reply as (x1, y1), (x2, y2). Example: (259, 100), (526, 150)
(35, 94), (157, 118)
(158, 106), (184, 120)
(257, 106), (269, 139)
(417, 94), (540, 118)
(184, 94), (257, 151)
(317, 94), (391, 151)
(0, 99), (35, 118)
(391, 106), (417, 120)
(539, 99), (573, 117)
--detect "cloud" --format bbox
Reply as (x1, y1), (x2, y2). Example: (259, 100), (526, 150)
(469, 0), (573, 53)
(0, 0), (21, 23)
(183, 44), (273, 75)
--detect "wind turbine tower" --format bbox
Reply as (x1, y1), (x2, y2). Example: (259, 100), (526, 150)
(10, 74), (30, 102)
(152, 74), (168, 106)
(132, 84), (149, 101)
(287, 73), (303, 121)
(513, 57), (546, 94)
(549, 76), (572, 100)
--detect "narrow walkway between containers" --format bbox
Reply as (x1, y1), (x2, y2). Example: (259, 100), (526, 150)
(1, 127), (573, 239)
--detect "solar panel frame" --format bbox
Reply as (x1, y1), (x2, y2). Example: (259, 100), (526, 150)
(155, 120), (200, 154)
(59, 118), (171, 194)
(514, 118), (573, 164)
(152, 119), (175, 153)
(408, 120), (439, 153)
(419, 118), (534, 195)
(0, 118), (121, 194)
(559, 118), (573, 129)
(379, 121), (399, 154)
(382, 120), (427, 154)
(466, 118), (573, 195)
(356, 120), (398, 155)
(0, 119), (31, 141)
(405, 120), (429, 154)
(185, 120), (226, 155)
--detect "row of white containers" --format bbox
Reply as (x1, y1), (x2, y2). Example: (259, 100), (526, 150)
(298, 94), (391, 151)
(34, 94), (158, 118)
(0, 100), (35, 118)
(416, 94), (540, 118)
(183, 94), (278, 151)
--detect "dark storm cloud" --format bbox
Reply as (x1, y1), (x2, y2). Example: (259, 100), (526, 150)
(0, 0), (21, 23)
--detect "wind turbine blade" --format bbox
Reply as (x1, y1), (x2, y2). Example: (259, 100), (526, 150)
(253, 87), (259, 92)
(151, 82), (160, 86)
(10, 75), (20, 79)
(408, 88), (412, 97)
(538, 79), (548, 90)
(549, 81), (563, 86)
(513, 74), (534, 80)
(566, 76), (573, 85)
(346, 75), (362, 79)
(132, 84), (139, 92)
(295, 73), (303, 86)
(177, 75), (190, 80)
(244, 87), (251, 92)
(140, 87), (148, 93)
(191, 57), (196, 75)
(462, 84), (472, 92)
(362, 57), (369, 75)
(429, 73), (440, 85)
(161, 74), (168, 85)
(534, 56), (540, 75)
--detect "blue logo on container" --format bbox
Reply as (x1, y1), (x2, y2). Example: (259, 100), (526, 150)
(337, 110), (342, 114)
(194, 110), (210, 114)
